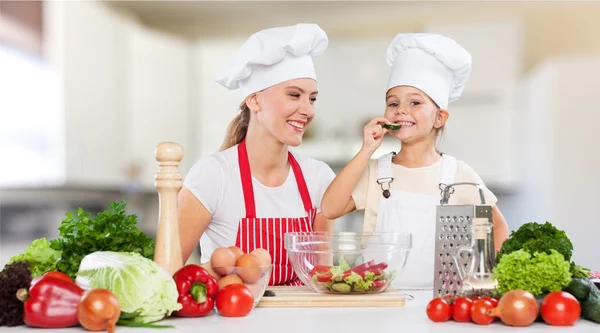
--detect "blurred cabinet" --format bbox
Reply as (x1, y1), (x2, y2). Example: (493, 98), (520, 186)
(123, 22), (192, 190)
(192, 38), (246, 161)
(44, 1), (125, 187)
(41, 1), (193, 190)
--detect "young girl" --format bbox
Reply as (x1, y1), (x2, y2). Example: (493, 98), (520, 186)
(321, 33), (510, 289)
(178, 24), (336, 286)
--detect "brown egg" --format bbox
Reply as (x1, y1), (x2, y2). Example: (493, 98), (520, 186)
(235, 253), (262, 283)
(218, 274), (243, 290)
(251, 248), (272, 266)
(228, 246), (244, 260)
(210, 247), (236, 276)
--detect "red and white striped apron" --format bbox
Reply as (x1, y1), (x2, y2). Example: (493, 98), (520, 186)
(234, 140), (316, 286)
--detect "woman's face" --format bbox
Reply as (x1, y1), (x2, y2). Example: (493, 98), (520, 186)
(250, 78), (318, 147)
(384, 85), (447, 144)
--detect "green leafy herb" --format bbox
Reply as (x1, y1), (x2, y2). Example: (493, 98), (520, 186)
(492, 249), (572, 296)
(50, 201), (155, 279)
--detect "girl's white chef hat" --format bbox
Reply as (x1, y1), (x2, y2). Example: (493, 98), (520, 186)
(386, 33), (472, 110)
(215, 23), (328, 99)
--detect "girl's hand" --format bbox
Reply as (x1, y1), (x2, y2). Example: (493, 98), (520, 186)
(361, 117), (391, 154)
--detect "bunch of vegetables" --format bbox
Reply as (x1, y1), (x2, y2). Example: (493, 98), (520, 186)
(489, 221), (599, 324)
(10, 270), (125, 332)
(309, 256), (394, 293)
(426, 289), (582, 327)
(6, 201), (156, 279)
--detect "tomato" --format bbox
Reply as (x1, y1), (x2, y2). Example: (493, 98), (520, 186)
(483, 296), (499, 308)
(470, 295), (483, 301)
(541, 291), (581, 326)
(452, 297), (474, 322)
(310, 265), (331, 276)
(216, 284), (254, 317)
(31, 271), (72, 287)
(471, 299), (495, 325)
(426, 298), (452, 322)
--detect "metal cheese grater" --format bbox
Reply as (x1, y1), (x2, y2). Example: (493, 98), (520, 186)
(433, 182), (495, 298)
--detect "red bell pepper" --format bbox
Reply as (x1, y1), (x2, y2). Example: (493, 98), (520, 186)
(17, 275), (84, 328)
(172, 264), (219, 317)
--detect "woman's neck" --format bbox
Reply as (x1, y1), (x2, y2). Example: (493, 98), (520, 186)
(393, 138), (440, 168)
(244, 125), (290, 187)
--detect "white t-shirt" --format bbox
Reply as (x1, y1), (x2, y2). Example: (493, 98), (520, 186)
(183, 144), (336, 263)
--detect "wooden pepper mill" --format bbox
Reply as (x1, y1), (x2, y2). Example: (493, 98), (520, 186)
(153, 142), (184, 275)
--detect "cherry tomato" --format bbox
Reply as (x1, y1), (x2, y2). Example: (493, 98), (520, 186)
(452, 297), (474, 322)
(426, 298), (452, 322)
(216, 284), (254, 317)
(483, 296), (499, 308)
(470, 295), (483, 301)
(31, 271), (72, 287)
(471, 299), (495, 325)
(541, 291), (581, 326)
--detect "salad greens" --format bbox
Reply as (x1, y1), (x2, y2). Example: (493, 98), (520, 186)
(311, 256), (396, 293)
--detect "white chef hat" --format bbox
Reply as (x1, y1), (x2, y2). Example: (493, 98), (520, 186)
(385, 33), (472, 110)
(215, 23), (328, 99)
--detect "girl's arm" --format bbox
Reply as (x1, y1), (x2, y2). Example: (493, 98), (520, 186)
(321, 117), (390, 219)
(492, 205), (510, 252)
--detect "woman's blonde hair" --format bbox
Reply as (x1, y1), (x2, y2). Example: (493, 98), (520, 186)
(220, 101), (251, 151)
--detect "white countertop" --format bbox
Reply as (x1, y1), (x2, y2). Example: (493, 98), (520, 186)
(3, 290), (597, 333)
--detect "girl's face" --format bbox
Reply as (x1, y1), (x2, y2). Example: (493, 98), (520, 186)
(384, 85), (448, 144)
(247, 78), (318, 147)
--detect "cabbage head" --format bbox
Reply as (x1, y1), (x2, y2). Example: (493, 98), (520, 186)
(75, 251), (182, 323)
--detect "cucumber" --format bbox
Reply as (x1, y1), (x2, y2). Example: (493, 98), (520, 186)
(565, 278), (592, 301)
(581, 286), (600, 323)
(330, 282), (351, 293)
(382, 123), (401, 130)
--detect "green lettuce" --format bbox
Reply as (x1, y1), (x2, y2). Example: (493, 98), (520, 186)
(7, 237), (61, 277)
(75, 251), (181, 324)
(492, 249), (572, 296)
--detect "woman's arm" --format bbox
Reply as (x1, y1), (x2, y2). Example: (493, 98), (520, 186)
(178, 187), (212, 264)
(313, 212), (335, 232)
(492, 205), (510, 252)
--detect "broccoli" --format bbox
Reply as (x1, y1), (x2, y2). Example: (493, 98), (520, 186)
(496, 222), (573, 264)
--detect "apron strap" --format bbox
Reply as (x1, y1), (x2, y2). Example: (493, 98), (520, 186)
(288, 153), (313, 212)
(377, 152), (395, 198)
(439, 154), (458, 185)
(238, 140), (313, 218)
(238, 140), (257, 218)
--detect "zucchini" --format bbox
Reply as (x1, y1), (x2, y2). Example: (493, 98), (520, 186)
(581, 286), (600, 323)
(382, 123), (401, 130)
(564, 278), (592, 301)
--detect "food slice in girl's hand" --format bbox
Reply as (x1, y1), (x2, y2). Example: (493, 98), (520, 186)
(382, 123), (401, 130)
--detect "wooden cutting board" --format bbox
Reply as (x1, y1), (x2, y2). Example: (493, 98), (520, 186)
(256, 286), (406, 308)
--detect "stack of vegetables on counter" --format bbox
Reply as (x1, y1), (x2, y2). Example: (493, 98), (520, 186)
(0, 201), (269, 331)
(426, 221), (599, 327)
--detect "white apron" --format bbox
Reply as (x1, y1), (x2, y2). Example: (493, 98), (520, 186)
(375, 153), (457, 290)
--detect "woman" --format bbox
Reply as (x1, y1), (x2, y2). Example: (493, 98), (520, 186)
(177, 23), (336, 286)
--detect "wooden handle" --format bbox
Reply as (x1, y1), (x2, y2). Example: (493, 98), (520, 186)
(153, 142), (184, 275)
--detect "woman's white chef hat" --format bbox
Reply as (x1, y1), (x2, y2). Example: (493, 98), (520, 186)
(215, 23), (328, 99)
(386, 33), (472, 110)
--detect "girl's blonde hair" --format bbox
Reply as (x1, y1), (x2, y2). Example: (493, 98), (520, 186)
(220, 101), (251, 151)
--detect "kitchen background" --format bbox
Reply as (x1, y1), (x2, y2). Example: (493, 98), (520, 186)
(1, 0), (598, 269)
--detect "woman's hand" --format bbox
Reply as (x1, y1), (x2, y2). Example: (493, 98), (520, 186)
(361, 117), (391, 154)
